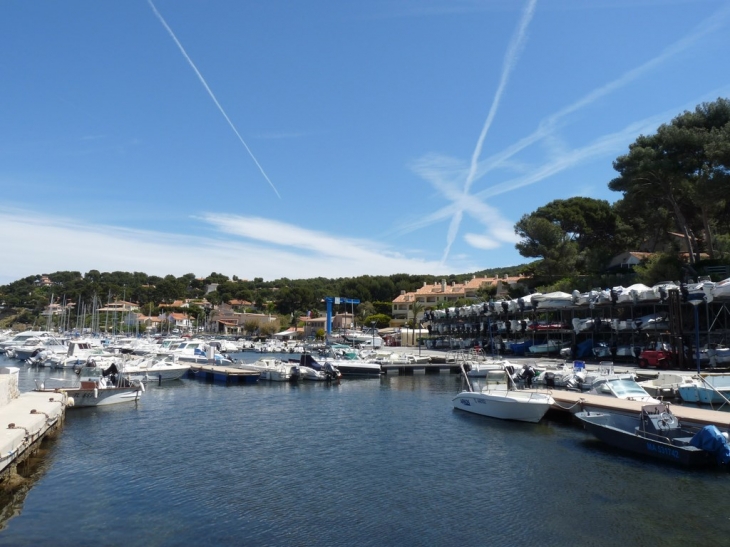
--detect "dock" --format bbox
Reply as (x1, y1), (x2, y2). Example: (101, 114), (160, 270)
(0, 367), (67, 488)
(188, 364), (260, 384)
(543, 389), (730, 429)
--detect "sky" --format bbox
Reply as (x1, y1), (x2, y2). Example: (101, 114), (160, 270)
(2, 0), (730, 285)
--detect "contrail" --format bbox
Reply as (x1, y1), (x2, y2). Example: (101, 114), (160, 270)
(441, 0), (537, 263)
(147, 0), (281, 199)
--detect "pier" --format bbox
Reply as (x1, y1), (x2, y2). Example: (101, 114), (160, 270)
(543, 389), (730, 428)
(0, 367), (66, 489)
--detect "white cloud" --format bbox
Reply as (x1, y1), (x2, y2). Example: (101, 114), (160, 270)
(464, 233), (501, 250)
(0, 209), (463, 285)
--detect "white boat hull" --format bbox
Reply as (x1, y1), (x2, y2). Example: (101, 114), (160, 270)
(37, 386), (142, 407)
(452, 390), (554, 423)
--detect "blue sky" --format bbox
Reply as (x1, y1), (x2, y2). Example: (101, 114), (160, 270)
(2, 0), (729, 285)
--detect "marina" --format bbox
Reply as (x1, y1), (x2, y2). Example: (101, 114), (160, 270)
(1, 347), (730, 545)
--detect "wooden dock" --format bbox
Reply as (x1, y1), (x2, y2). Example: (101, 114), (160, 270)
(543, 389), (730, 429)
(188, 364), (260, 384)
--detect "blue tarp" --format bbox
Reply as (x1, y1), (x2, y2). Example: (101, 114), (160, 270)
(575, 339), (595, 359)
(690, 425), (730, 465)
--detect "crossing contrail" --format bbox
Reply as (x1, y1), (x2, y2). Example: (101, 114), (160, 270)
(440, 0), (537, 263)
(147, 0), (281, 199)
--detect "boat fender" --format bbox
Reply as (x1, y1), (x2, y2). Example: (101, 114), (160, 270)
(93, 388), (98, 399)
(67, 397), (75, 407)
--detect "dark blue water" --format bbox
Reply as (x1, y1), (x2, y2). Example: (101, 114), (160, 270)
(1, 352), (729, 546)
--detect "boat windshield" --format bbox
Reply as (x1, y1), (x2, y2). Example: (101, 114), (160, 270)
(606, 379), (648, 397)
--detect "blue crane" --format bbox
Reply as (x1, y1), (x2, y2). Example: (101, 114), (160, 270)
(324, 296), (360, 340)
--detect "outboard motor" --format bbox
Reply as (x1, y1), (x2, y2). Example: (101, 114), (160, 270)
(544, 371), (555, 388)
(323, 362), (341, 381)
(521, 365), (536, 388)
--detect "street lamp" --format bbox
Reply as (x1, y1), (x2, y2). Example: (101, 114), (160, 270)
(689, 299), (702, 373)
(418, 322), (423, 356)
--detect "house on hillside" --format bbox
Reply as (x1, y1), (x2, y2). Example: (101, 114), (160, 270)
(391, 275), (524, 326)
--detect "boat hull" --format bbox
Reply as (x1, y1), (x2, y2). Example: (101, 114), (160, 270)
(452, 390), (553, 423)
(575, 411), (711, 467)
(37, 386), (142, 407)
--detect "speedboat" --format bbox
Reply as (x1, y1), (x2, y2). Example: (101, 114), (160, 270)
(452, 367), (554, 423)
(637, 372), (695, 399)
(293, 355), (341, 381)
(582, 362), (659, 403)
(121, 354), (191, 382)
(245, 358), (297, 381)
(575, 403), (730, 467)
(34, 363), (144, 407)
(316, 348), (382, 376)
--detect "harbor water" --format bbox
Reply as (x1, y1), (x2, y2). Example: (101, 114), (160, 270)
(1, 352), (729, 546)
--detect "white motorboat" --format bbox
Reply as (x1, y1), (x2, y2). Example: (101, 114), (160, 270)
(293, 356), (341, 381)
(528, 340), (570, 355)
(0, 331), (53, 354)
(12, 336), (68, 362)
(678, 374), (730, 405)
(532, 292), (574, 309)
(452, 367), (554, 423)
(121, 354), (190, 382)
(34, 363), (143, 407)
(245, 358), (296, 381)
(637, 372), (695, 399)
(315, 348), (382, 376)
(586, 364), (660, 404)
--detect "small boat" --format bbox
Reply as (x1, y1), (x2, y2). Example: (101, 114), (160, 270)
(528, 340), (570, 355)
(587, 375), (660, 404)
(575, 403), (730, 467)
(637, 372), (695, 399)
(34, 363), (144, 407)
(292, 355), (341, 381)
(245, 358), (297, 381)
(452, 365), (554, 423)
(121, 354), (191, 382)
(678, 374), (730, 405)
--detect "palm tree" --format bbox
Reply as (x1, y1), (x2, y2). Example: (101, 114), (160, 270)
(410, 300), (424, 346)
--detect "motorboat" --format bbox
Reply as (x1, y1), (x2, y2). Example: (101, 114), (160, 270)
(711, 277), (730, 299)
(616, 283), (657, 304)
(677, 374), (730, 405)
(587, 375), (660, 404)
(245, 358), (297, 381)
(532, 292), (574, 309)
(452, 366), (554, 423)
(376, 352), (432, 366)
(575, 403), (730, 467)
(121, 354), (191, 382)
(0, 331), (53, 354)
(316, 347), (382, 376)
(293, 355), (341, 381)
(34, 363), (144, 407)
(528, 340), (570, 355)
(11, 336), (68, 362)
(636, 372), (695, 399)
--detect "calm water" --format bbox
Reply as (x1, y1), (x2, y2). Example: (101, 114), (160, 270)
(1, 352), (729, 546)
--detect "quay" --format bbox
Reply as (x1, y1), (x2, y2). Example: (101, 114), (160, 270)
(0, 367), (66, 489)
(188, 364), (260, 384)
(542, 389), (730, 429)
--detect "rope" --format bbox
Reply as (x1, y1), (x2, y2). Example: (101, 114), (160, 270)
(552, 397), (585, 410)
